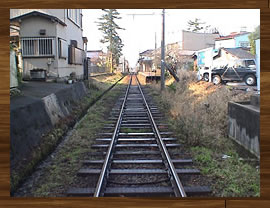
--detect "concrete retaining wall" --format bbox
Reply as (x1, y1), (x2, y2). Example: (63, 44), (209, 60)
(228, 100), (260, 158)
(10, 82), (87, 164)
(90, 66), (106, 73)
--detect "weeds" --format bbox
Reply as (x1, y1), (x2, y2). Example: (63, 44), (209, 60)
(32, 82), (124, 197)
(153, 71), (252, 150)
(148, 71), (259, 197)
(191, 146), (259, 197)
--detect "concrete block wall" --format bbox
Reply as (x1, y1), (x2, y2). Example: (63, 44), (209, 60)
(90, 66), (106, 73)
(10, 82), (87, 165)
(228, 96), (260, 158)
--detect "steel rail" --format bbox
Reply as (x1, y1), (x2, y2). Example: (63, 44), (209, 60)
(93, 75), (132, 197)
(135, 75), (187, 197)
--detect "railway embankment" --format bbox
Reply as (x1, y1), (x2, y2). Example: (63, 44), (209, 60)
(11, 73), (124, 195)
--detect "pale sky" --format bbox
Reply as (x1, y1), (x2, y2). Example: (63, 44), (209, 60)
(82, 9), (260, 67)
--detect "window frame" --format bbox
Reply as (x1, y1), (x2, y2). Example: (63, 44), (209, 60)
(67, 9), (82, 28)
(21, 37), (56, 58)
(58, 38), (68, 59)
(239, 41), (250, 48)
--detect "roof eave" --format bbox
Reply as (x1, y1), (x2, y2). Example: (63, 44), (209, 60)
(10, 11), (67, 27)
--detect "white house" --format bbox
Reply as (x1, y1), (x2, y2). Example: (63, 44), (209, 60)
(138, 49), (154, 72)
(213, 48), (255, 68)
(215, 32), (250, 49)
(10, 9), (87, 80)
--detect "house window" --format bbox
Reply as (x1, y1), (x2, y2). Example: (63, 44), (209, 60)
(68, 45), (84, 65)
(239, 41), (250, 47)
(67, 9), (82, 27)
(21, 37), (55, 57)
(58, 38), (68, 59)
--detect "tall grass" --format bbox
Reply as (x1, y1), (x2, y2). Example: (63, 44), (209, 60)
(152, 70), (252, 151)
(149, 71), (259, 196)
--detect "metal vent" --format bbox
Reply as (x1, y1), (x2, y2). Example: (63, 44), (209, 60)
(39, 29), (46, 35)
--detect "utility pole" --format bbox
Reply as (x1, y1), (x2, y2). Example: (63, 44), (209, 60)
(154, 32), (157, 70)
(123, 56), (125, 73)
(161, 9), (165, 91)
(110, 52), (113, 73)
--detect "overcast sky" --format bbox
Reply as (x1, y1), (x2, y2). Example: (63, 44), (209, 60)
(82, 9), (260, 67)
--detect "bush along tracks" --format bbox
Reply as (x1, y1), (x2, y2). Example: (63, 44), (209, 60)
(147, 71), (259, 197)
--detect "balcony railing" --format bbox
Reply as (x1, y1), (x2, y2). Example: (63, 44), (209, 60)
(69, 45), (85, 65)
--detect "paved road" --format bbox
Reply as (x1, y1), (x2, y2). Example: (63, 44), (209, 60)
(225, 82), (257, 91)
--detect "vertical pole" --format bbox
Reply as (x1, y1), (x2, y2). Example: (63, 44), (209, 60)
(161, 9), (165, 91)
(154, 32), (157, 80)
(110, 52), (113, 73)
(123, 57), (125, 73)
(255, 39), (260, 93)
(155, 32), (157, 70)
(209, 48), (213, 82)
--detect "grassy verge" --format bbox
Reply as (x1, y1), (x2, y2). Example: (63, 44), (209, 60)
(191, 146), (259, 197)
(148, 71), (259, 197)
(11, 73), (125, 195)
(31, 82), (125, 197)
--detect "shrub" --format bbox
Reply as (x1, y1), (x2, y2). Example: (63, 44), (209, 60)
(149, 71), (258, 197)
(155, 72), (252, 150)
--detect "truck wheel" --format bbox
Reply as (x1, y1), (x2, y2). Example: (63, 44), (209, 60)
(244, 74), (256, 86)
(203, 73), (209, 82)
(212, 75), (221, 85)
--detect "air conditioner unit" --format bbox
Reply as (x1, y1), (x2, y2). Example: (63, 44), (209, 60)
(39, 29), (46, 35)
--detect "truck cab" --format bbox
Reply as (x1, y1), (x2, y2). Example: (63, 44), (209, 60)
(198, 59), (256, 85)
(211, 59), (257, 86)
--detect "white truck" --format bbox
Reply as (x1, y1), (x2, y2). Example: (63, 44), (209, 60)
(196, 47), (256, 84)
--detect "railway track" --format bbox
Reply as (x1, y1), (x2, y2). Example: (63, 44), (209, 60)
(67, 74), (211, 197)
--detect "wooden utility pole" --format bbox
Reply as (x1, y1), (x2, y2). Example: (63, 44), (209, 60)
(110, 52), (113, 73)
(123, 56), (125, 73)
(161, 9), (165, 91)
(154, 32), (157, 70)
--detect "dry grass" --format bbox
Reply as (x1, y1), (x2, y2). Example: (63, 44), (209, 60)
(148, 71), (259, 197)
(86, 72), (123, 91)
(151, 70), (252, 151)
